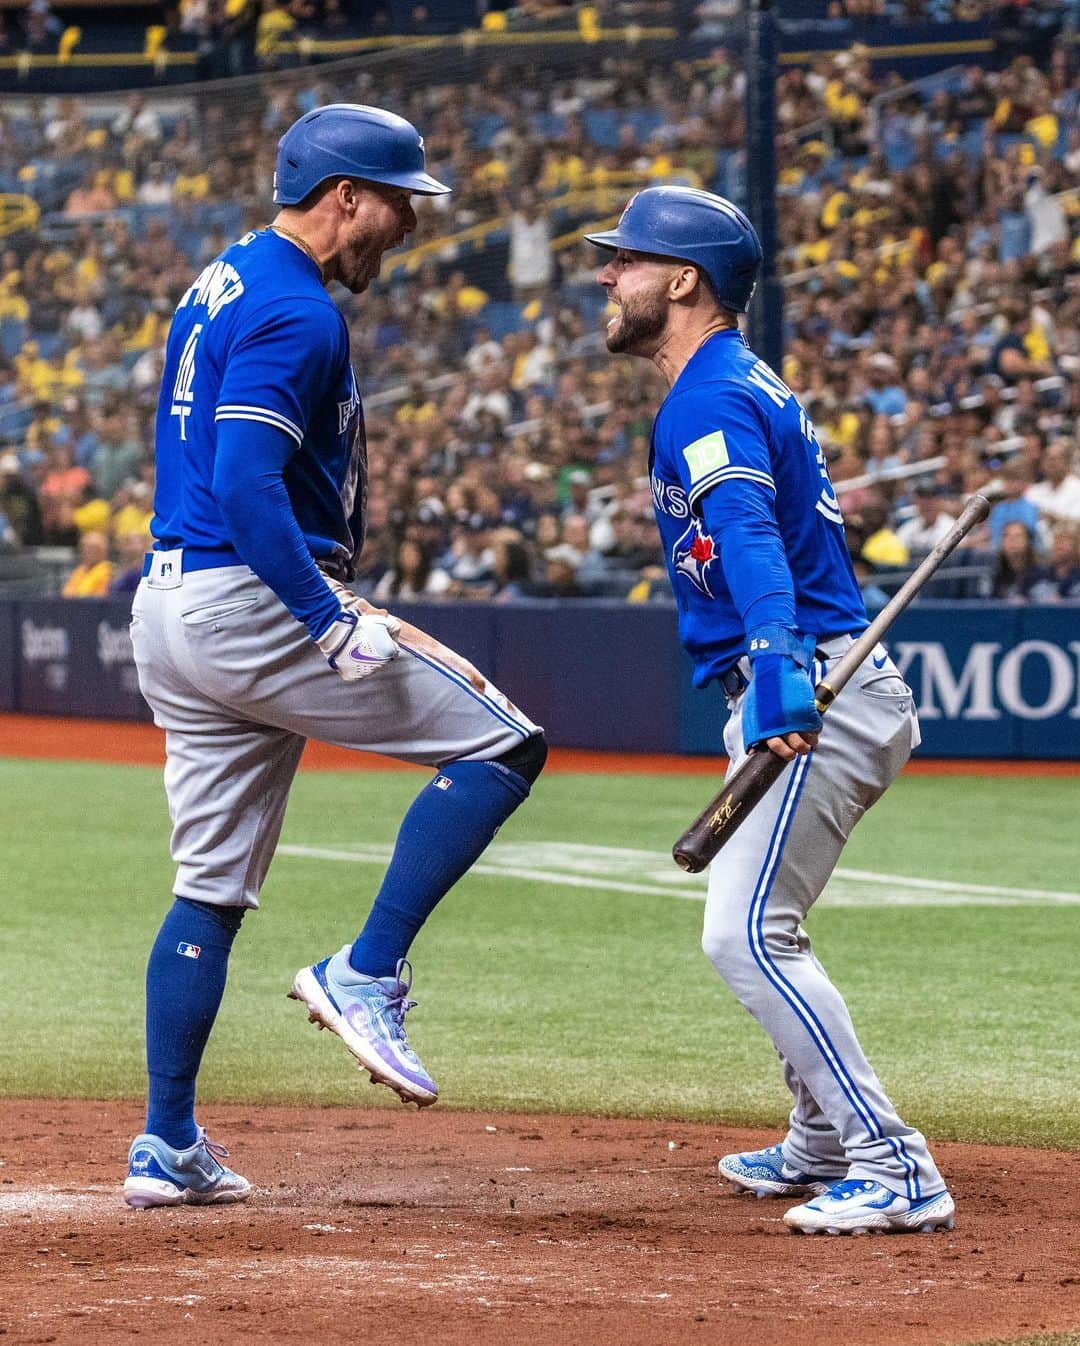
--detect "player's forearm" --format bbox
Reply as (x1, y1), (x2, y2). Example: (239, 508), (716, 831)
(213, 419), (341, 640)
(699, 484), (797, 634)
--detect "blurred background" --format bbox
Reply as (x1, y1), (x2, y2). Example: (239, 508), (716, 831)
(0, 0), (1077, 756)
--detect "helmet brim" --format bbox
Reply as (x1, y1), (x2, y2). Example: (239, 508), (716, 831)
(584, 228), (626, 251)
(274, 169), (452, 204)
(584, 228), (684, 264)
(381, 169), (452, 196)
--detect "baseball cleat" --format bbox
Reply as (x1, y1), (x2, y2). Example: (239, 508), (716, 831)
(783, 1178), (956, 1235)
(718, 1143), (835, 1198)
(289, 947), (438, 1107)
(123, 1128), (251, 1209)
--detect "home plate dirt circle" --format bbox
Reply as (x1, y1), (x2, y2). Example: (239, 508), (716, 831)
(1, 1100), (1078, 1346)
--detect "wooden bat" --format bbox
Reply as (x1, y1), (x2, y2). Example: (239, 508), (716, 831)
(671, 492), (990, 874)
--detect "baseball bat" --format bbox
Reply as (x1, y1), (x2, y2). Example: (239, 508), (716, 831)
(671, 492), (990, 874)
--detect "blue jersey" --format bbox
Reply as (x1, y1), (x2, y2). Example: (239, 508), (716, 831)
(152, 229), (365, 570)
(650, 329), (867, 686)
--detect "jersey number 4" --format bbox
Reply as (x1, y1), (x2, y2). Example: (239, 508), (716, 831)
(170, 323), (203, 441)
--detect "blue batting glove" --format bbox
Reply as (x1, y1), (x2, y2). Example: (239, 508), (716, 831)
(741, 625), (822, 751)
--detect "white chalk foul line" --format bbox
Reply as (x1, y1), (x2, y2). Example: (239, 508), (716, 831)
(276, 842), (1080, 907)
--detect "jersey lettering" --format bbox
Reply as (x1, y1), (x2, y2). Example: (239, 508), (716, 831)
(651, 475), (689, 519)
(799, 407), (845, 526)
(177, 260), (245, 320)
(682, 429), (730, 483)
(170, 323), (202, 441)
(746, 359), (791, 409)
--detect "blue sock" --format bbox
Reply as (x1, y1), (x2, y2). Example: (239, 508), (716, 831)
(145, 898), (244, 1150)
(349, 760), (530, 977)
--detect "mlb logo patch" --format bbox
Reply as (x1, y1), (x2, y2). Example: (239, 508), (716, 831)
(177, 942), (201, 959)
(433, 776), (453, 791)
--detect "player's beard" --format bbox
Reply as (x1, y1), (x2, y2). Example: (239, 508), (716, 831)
(605, 289), (668, 355)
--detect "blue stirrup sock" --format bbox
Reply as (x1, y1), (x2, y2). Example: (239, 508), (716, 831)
(349, 759), (531, 978)
(145, 897), (244, 1150)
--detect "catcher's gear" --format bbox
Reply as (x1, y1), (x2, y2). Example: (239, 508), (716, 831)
(586, 185), (763, 313)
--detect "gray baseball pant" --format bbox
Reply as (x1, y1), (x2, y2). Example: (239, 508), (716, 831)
(703, 636), (947, 1199)
(130, 558), (539, 910)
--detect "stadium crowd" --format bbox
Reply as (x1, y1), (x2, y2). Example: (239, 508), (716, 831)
(0, 40), (1078, 605)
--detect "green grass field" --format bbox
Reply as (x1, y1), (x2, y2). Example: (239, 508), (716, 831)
(2, 756), (1077, 1149)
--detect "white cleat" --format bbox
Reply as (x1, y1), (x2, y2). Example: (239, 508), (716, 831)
(784, 1178), (955, 1236)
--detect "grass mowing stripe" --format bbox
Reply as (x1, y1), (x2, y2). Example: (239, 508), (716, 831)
(278, 841), (1080, 906)
(1, 757), (1077, 1148)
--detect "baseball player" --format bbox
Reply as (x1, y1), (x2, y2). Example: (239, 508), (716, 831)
(588, 187), (954, 1236)
(122, 104), (547, 1209)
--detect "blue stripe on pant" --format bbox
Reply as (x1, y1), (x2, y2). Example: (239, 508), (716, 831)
(743, 747), (919, 1200)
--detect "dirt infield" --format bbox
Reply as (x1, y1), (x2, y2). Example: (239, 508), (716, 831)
(1, 1100), (1078, 1346)
(1, 712), (1076, 775)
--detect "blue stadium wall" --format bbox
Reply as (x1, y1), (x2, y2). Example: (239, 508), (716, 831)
(2, 598), (1078, 760)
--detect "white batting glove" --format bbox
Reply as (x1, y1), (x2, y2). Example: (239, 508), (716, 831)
(315, 608), (401, 681)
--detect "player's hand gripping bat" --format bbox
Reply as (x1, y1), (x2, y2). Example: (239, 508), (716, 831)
(672, 493), (990, 874)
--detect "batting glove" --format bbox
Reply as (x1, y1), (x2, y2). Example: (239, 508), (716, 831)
(315, 609), (401, 681)
(741, 624), (822, 751)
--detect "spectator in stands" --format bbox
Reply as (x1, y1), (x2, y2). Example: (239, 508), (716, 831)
(896, 482), (956, 555)
(137, 162), (174, 207)
(854, 491), (910, 568)
(111, 93), (163, 146)
(443, 522), (495, 594)
(91, 403), (144, 498)
(371, 537), (451, 602)
(0, 451), (43, 546)
(110, 478), (153, 538)
(508, 189), (554, 300)
(490, 534), (533, 601)
(987, 519), (1040, 601)
(990, 305), (1054, 383)
(63, 171), (117, 218)
(561, 512), (609, 592)
(38, 443), (90, 545)
(1028, 525), (1080, 602)
(529, 542), (584, 599)
(863, 416), (904, 480)
(989, 458), (1044, 549)
(1026, 440), (1080, 526)
(61, 529), (113, 597)
(109, 529), (151, 594)
(862, 352), (908, 417)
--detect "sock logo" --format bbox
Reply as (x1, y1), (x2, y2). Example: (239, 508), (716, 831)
(177, 942), (201, 959)
(433, 776), (453, 791)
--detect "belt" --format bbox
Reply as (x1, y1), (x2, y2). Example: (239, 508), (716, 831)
(141, 546), (351, 581)
(719, 632), (860, 699)
(142, 545), (245, 577)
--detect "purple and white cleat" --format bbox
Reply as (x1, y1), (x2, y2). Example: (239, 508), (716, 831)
(289, 947), (438, 1106)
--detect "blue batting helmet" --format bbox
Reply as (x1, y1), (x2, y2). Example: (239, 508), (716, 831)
(273, 103), (451, 205)
(585, 186), (763, 313)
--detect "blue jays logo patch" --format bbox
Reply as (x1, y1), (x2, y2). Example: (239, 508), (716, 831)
(672, 519), (719, 597)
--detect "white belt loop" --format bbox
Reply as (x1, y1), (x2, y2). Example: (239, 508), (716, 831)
(146, 548), (184, 590)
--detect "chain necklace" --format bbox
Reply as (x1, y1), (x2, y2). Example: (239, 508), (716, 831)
(269, 223), (325, 280)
